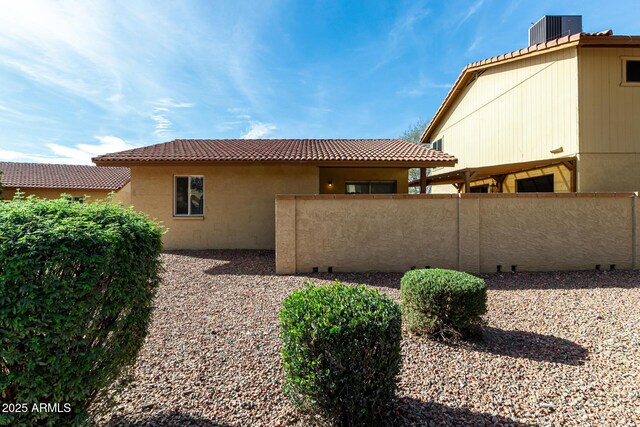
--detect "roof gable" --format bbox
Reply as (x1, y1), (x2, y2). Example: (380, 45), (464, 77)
(420, 31), (640, 144)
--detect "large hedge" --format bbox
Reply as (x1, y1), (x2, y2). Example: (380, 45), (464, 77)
(401, 269), (486, 339)
(280, 281), (402, 426)
(0, 197), (164, 426)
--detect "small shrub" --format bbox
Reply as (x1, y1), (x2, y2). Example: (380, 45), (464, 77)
(0, 197), (164, 426)
(400, 269), (486, 339)
(280, 280), (402, 426)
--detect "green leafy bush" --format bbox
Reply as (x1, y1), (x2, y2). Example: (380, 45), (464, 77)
(280, 281), (402, 426)
(0, 197), (164, 426)
(400, 269), (486, 339)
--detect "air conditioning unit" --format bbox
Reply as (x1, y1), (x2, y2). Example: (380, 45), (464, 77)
(421, 143), (432, 149)
(529, 15), (582, 46)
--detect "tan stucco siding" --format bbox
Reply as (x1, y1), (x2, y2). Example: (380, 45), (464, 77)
(276, 193), (636, 274)
(130, 164), (318, 250)
(112, 182), (131, 205)
(276, 195), (459, 273)
(578, 46), (640, 191)
(430, 47), (579, 194)
(1, 187), (117, 201)
(318, 168), (409, 194)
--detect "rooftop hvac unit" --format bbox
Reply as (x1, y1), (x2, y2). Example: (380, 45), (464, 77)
(529, 15), (582, 46)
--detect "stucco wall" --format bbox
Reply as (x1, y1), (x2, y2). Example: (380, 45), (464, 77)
(1, 187), (118, 201)
(130, 164), (318, 249)
(318, 168), (409, 194)
(276, 193), (637, 273)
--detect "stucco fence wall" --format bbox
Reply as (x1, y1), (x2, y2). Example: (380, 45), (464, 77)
(275, 193), (640, 274)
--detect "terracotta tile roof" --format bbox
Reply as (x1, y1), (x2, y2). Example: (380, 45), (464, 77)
(92, 139), (456, 164)
(0, 162), (130, 190)
(420, 31), (640, 144)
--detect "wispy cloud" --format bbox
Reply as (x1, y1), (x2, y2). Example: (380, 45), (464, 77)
(150, 98), (194, 138)
(371, 2), (431, 71)
(241, 121), (277, 139)
(0, 136), (139, 165)
(397, 73), (452, 97)
(455, 0), (485, 30)
(467, 35), (483, 53)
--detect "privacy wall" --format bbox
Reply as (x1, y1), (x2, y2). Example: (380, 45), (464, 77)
(275, 193), (639, 274)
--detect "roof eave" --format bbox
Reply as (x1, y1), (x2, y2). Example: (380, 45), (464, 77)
(93, 159), (458, 168)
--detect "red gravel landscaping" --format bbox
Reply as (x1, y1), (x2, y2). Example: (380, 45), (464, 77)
(100, 250), (640, 426)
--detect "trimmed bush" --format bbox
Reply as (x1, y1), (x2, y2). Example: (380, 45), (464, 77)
(0, 197), (164, 426)
(400, 269), (486, 338)
(280, 281), (402, 426)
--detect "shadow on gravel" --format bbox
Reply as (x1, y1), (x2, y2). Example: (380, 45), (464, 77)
(468, 326), (588, 365)
(485, 270), (640, 290)
(105, 411), (229, 426)
(172, 249), (404, 287)
(165, 249), (277, 275)
(388, 397), (529, 427)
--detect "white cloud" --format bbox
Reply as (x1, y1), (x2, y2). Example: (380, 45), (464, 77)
(240, 121), (277, 139)
(0, 136), (138, 165)
(455, 0), (485, 30)
(150, 98), (194, 138)
(397, 73), (452, 97)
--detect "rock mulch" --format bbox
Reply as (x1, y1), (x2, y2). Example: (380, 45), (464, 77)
(100, 250), (640, 426)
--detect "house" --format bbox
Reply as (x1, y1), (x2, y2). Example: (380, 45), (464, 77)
(0, 162), (131, 204)
(92, 138), (456, 249)
(415, 16), (640, 194)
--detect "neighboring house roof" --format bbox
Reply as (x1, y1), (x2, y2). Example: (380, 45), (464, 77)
(0, 162), (130, 190)
(92, 139), (457, 166)
(420, 30), (640, 144)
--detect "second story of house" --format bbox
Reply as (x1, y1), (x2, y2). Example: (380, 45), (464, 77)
(419, 16), (640, 193)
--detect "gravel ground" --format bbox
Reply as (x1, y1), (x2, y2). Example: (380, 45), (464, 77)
(99, 250), (640, 427)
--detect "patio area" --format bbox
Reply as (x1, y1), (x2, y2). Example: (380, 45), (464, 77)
(101, 250), (640, 426)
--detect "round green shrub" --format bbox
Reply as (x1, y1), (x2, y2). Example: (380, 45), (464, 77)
(280, 280), (402, 426)
(400, 269), (486, 339)
(0, 197), (164, 426)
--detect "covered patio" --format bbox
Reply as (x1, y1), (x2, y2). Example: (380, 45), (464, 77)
(409, 156), (577, 193)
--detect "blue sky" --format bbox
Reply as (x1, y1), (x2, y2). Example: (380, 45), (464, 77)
(0, 0), (638, 164)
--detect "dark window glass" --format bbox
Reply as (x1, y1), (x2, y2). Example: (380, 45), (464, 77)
(470, 185), (489, 193)
(627, 60), (640, 83)
(175, 177), (189, 215)
(370, 182), (397, 194)
(190, 177), (204, 215)
(432, 139), (443, 152)
(516, 174), (554, 192)
(345, 182), (369, 194)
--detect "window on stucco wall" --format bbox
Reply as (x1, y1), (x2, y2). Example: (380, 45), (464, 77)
(345, 181), (397, 194)
(174, 176), (204, 216)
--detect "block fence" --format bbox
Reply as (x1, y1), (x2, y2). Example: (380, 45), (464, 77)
(275, 193), (640, 274)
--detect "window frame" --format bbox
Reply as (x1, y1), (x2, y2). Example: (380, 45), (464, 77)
(344, 180), (397, 194)
(174, 175), (205, 217)
(432, 137), (443, 152)
(621, 56), (640, 87)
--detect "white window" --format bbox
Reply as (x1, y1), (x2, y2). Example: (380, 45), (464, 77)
(432, 138), (443, 152)
(174, 176), (204, 216)
(622, 57), (640, 86)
